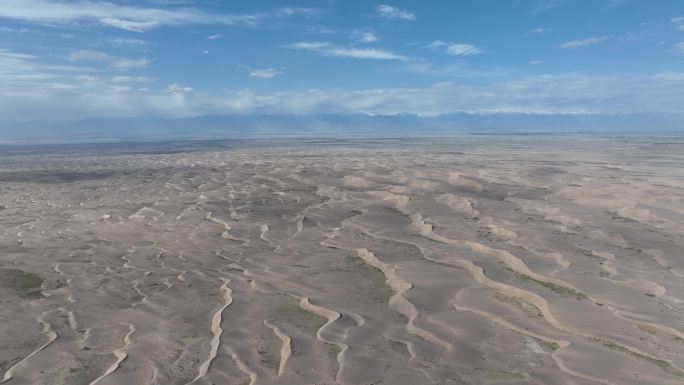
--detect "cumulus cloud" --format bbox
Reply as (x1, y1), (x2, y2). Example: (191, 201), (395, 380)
(289, 42), (409, 60)
(0, 0), (320, 32)
(560, 36), (608, 48)
(68, 50), (150, 69)
(429, 41), (483, 55)
(375, 5), (415, 20)
(249, 68), (282, 78)
(2, 64), (684, 121)
(3, 48), (684, 121)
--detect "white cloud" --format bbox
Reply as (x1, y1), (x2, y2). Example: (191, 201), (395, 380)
(428, 40), (447, 48)
(68, 50), (150, 69)
(100, 18), (159, 32)
(326, 48), (408, 60)
(76, 75), (98, 82)
(68, 50), (110, 62)
(3, 68), (684, 121)
(0, 26), (30, 33)
(429, 41), (483, 55)
(167, 83), (193, 93)
(207, 34), (222, 40)
(272, 7), (321, 17)
(289, 41), (331, 50)
(110, 37), (154, 47)
(675, 42), (684, 54)
(446, 44), (483, 55)
(399, 62), (510, 79)
(352, 30), (379, 43)
(0, 1), (319, 32)
(529, 60), (543, 65)
(249, 68), (282, 78)
(375, 4), (415, 20)
(110, 58), (150, 69)
(289, 41), (409, 60)
(560, 36), (608, 48)
(112, 76), (154, 83)
(525, 27), (553, 36)
(2, 49), (684, 121)
(673, 17), (684, 32)
(652, 71), (684, 81)
(531, 0), (573, 14)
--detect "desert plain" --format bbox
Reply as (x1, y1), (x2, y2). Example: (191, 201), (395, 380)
(0, 136), (683, 385)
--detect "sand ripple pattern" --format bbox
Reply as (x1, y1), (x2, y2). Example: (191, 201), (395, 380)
(1, 137), (683, 385)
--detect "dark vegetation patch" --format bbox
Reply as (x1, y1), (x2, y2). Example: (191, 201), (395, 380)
(0, 268), (44, 299)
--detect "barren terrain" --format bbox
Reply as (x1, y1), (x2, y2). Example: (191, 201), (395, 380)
(1, 136), (683, 385)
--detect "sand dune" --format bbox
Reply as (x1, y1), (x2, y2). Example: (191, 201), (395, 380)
(0, 136), (683, 384)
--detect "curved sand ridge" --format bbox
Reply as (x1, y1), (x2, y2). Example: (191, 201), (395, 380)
(88, 323), (135, 385)
(262, 320), (292, 377)
(191, 278), (232, 383)
(1, 136), (683, 384)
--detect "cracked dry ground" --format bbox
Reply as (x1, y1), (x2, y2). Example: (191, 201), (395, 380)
(1, 137), (683, 385)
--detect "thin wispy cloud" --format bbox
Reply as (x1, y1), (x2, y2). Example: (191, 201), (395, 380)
(249, 68), (282, 78)
(112, 76), (154, 83)
(376, 5), (415, 21)
(533, 0), (634, 14)
(68, 50), (150, 69)
(675, 42), (684, 54)
(0, 26), (30, 33)
(352, 30), (379, 43)
(100, 18), (159, 32)
(601, 0), (635, 11)
(0, 48), (95, 91)
(429, 41), (483, 55)
(652, 71), (684, 81)
(0, 0), (320, 32)
(560, 36), (608, 48)
(672, 17), (684, 32)
(399, 62), (510, 79)
(289, 42), (409, 60)
(207, 34), (222, 40)
(531, 0), (573, 14)
(525, 27), (553, 36)
(110, 37), (154, 47)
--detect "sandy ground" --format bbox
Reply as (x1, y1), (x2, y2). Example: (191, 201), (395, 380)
(0, 136), (683, 385)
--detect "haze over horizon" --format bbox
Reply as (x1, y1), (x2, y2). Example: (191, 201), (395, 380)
(1, 0), (684, 139)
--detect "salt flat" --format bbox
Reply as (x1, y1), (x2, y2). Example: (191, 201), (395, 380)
(0, 136), (683, 385)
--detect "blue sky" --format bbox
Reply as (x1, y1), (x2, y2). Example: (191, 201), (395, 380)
(0, 0), (683, 121)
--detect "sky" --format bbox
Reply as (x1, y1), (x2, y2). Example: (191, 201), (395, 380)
(1, 0), (684, 123)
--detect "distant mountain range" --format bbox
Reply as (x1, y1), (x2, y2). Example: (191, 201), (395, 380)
(2, 113), (683, 143)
